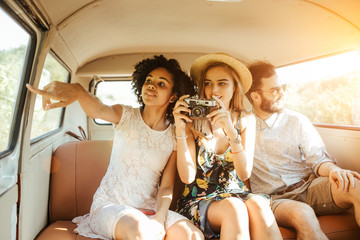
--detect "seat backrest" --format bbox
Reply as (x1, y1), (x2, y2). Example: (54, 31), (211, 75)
(49, 140), (113, 222)
(48, 140), (185, 222)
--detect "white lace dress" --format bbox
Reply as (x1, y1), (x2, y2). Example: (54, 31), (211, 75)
(72, 105), (187, 239)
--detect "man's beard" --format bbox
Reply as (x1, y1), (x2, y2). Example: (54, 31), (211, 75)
(260, 96), (284, 114)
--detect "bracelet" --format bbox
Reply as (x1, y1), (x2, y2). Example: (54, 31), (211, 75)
(228, 134), (241, 144)
(176, 135), (188, 139)
(230, 148), (244, 154)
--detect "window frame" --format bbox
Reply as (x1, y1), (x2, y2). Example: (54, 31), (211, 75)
(0, 2), (37, 158)
(29, 51), (71, 144)
(91, 76), (136, 125)
(312, 123), (360, 131)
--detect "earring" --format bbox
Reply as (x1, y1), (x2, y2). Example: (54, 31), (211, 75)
(170, 97), (175, 103)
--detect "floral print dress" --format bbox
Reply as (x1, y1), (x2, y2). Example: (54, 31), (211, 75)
(176, 136), (269, 238)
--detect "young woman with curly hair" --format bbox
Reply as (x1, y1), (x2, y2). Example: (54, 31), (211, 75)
(26, 55), (203, 240)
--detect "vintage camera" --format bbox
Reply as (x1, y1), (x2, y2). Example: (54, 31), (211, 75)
(184, 97), (217, 119)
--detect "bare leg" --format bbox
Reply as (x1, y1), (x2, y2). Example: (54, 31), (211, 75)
(273, 200), (328, 240)
(165, 219), (204, 240)
(207, 197), (250, 240)
(114, 211), (154, 240)
(331, 177), (360, 226)
(244, 195), (282, 240)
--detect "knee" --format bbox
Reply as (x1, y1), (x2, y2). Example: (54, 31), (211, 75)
(245, 195), (276, 225)
(218, 197), (248, 220)
(166, 220), (204, 240)
(245, 195), (271, 212)
(331, 177), (360, 209)
(115, 215), (147, 240)
(289, 202), (317, 223)
(333, 176), (360, 195)
(187, 230), (204, 240)
(182, 228), (204, 240)
(349, 177), (360, 198)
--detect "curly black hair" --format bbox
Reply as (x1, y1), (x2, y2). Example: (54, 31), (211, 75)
(132, 55), (197, 123)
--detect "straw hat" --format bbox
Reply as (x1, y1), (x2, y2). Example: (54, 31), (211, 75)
(190, 53), (252, 93)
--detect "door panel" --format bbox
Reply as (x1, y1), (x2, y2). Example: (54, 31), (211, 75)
(0, 185), (18, 240)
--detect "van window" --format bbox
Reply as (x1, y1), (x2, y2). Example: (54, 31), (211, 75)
(277, 50), (360, 128)
(0, 7), (31, 153)
(94, 79), (140, 124)
(30, 53), (69, 140)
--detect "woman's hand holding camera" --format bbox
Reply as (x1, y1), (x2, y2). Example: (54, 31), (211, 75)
(173, 95), (192, 137)
(207, 95), (238, 140)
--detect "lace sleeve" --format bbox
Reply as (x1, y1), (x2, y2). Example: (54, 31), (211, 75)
(114, 105), (135, 130)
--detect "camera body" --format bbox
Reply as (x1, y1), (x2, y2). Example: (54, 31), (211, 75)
(184, 97), (217, 119)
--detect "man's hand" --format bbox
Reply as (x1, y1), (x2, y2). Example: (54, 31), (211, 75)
(328, 165), (360, 191)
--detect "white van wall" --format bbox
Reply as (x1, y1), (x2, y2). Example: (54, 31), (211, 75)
(317, 127), (360, 173)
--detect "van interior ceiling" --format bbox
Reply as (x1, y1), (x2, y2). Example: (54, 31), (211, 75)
(9, 0), (360, 69)
(0, 0), (359, 240)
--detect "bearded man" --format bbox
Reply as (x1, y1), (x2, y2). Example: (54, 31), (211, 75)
(246, 61), (360, 240)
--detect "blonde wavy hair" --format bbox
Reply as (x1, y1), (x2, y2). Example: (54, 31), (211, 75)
(191, 62), (246, 141)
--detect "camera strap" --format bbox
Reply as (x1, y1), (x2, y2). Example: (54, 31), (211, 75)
(208, 119), (214, 135)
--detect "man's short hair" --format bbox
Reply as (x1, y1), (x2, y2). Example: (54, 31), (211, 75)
(246, 61), (276, 102)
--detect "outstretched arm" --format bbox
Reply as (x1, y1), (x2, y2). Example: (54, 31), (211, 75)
(26, 81), (123, 124)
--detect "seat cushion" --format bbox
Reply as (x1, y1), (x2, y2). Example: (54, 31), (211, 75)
(38, 141), (360, 240)
(318, 212), (360, 240)
(36, 221), (95, 240)
(37, 213), (359, 240)
(280, 212), (360, 240)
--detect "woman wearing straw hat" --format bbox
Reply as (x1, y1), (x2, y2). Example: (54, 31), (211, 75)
(173, 53), (281, 239)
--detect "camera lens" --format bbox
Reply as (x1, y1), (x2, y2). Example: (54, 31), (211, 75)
(192, 106), (203, 117)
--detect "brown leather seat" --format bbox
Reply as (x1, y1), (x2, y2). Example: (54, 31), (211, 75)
(36, 140), (113, 240)
(36, 140), (360, 240)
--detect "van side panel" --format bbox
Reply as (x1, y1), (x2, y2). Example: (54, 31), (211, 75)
(317, 127), (360, 173)
(0, 185), (18, 240)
